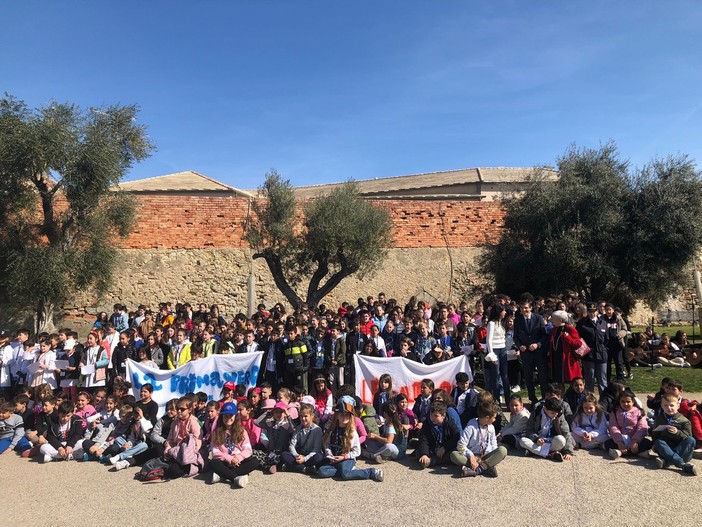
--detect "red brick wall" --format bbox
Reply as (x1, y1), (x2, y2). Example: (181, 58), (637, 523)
(120, 195), (504, 249)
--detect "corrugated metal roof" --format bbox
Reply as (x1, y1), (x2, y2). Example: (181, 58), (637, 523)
(116, 171), (254, 197)
(289, 167), (557, 198)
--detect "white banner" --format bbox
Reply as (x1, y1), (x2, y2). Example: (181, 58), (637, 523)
(354, 355), (473, 405)
(126, 353), (263, 417)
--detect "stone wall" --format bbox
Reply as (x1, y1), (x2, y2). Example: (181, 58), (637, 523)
(61, 246), (482, 334)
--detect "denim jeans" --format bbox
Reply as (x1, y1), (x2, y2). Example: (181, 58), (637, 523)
(112, 437), (148, 461)
(582, 361), (607, 395)
(0, 436), (31, 454)
(485, 348), (510, 401)
(317, 459), (374, 480)
(654, 436), (695, 467)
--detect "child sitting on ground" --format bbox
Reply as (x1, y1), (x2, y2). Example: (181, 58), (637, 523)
(451, 401), (507, 477)
(317, 399), (384, 482)
(39, 400), (85, 463)
(365, 401), (406, 463)
(497, 394), (530, 448)
(0, 400), (31, 456)
(605, 389), (654, 460)
(534, 383), (573, 425)
(416, 401), (461, 468)
(254, 401), (294, 474)
(281, 402), (323, 474)
(651, 394), (696, 475)
(571, 394), (608, 450)
(519, 397), (574, 461)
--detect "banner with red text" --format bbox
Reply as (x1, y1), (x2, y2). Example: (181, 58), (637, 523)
(354, 355), (473, 405)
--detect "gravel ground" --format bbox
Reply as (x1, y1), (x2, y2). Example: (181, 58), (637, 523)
(3, 393), (700, 527)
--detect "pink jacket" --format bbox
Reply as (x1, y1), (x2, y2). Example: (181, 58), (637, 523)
(210, 429), (252, 464)
(241, 417), (261, 446)
(608, 407), (648, 445)
(166, 415), (202, 456)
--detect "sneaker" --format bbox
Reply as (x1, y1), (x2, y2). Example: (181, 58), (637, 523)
(655, 457), (665, 469)
(682, 463), (697, 476)
(267, 465), (277, 475)
(693, 449), (702, 460)
(374, 454), (387, 464)
(683, 362), (691, 368)
(652, 363), (663, 369)
(627, 372), (634, 380)
(550, 452), (564, 462)
(510, 385), (521, 393)
(303, 466), (317, 476)
(108, 455), (120, 465)
(523, 449), (531, 457)
(98, 455), (109, 464)
(481, 466), (498, 478)
(21, 449), (31, 458)
(233, 475), (249, 488)
(372, 468), (384, 482)
(114, 460), (130, 471)
(42, 454), (52, 463)
(608, 449), (621, 460)
(210, 472), (221, 484)
(461, 466), (477, 477)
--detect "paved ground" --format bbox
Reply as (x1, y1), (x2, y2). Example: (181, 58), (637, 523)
(3, 393), (701, 527)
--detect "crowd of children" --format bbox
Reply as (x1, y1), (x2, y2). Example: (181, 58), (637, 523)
(1, 294), (701, 485)
(2, 367), (700, 484)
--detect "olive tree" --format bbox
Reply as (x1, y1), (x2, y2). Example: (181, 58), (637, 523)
(0, 95), (153, 332)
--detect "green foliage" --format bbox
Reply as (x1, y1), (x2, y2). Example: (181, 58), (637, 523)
(245, 173), (393, 307)
(480, 143), (702, 312)
(0, 94), (153, 330)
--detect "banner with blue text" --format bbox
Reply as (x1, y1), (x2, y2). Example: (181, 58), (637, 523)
(126, 353), (262, 417)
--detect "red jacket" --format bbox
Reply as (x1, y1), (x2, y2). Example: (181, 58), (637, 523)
(680, 399), (702, 440)
(548, 324), (582, 382)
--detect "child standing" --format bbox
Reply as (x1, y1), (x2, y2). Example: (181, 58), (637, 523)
(451, 402), (508, 477)
(571, 394), (608, 450)
(519, 397), (575, 461)
(281, 403), (323, 473)
(652, 394), (697, 475)
(209, 402), (259, 487)
(318, 400), (384, 482)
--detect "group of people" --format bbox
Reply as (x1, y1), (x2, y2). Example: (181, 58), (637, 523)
(0, 292), (701, 484)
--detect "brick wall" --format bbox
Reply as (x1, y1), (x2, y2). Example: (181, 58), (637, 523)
(121, 195), (504, 249)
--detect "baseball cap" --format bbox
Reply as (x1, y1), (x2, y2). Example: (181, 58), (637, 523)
(220, 402), (238, 416)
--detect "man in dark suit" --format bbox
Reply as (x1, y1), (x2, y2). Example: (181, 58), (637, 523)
(345, 318), (367, 385)
(514, 300), (548, 404)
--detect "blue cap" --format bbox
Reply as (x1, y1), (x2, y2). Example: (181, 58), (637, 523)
(220, 402), (238, 416)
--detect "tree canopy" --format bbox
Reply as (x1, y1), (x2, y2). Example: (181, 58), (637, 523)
(245, 171), (393, 308)
(479, 143), (702, 312)
(0, 94), (153, 332)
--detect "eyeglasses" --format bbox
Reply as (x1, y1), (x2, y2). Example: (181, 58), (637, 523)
(176, 407), (189, 411)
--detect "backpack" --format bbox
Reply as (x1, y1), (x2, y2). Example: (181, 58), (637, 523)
(135, 457), (169, 481)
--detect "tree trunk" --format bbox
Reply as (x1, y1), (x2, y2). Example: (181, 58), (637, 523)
(35, 299), (56, 335)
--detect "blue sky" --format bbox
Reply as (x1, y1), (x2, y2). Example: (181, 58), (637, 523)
(3, 2), (701, 189)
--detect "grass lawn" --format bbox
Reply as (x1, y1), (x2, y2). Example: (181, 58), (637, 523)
(510, 366), (702, 402)
(625, 363), (702, 394)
